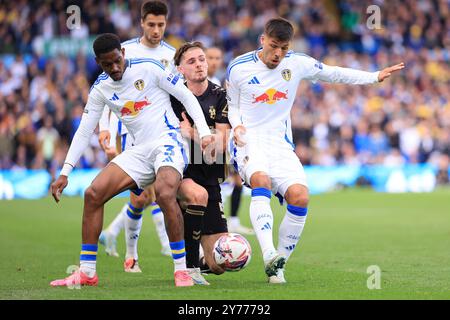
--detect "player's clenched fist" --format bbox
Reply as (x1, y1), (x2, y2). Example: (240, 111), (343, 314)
(233, 125), (247, 147)
(50, 175), (68, 203)
(98, 130), (111, 151)
(200, 134), (215, 151)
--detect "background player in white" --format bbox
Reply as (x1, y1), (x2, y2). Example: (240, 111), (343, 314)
(49, 33), (213, 287)
(98, 1), (176, 265)
(227, 18), (404, 284)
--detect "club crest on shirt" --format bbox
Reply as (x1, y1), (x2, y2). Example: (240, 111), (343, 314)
(281, 69), (291, 81)
(134, 79), (145, 91)
(209, 106), (216, 119)
(160, 59), (169, 67)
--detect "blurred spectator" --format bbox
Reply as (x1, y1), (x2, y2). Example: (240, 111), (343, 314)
(36, 114), (60, 179)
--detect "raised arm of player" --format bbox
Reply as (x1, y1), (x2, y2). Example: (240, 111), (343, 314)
(299, 54), (404, 85)
(50, 89), (105, 202)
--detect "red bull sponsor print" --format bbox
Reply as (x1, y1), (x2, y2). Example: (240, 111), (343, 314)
(120, 97), (151, 117)
(252, 88), (288, 105)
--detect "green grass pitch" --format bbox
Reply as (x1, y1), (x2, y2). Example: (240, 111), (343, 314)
(1, 189), (449, 300)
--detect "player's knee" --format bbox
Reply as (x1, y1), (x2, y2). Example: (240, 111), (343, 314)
(155, 188), (177, 206)
(296, 194), (309, 207)
(84, 185), (103, 207)
(285, 186), (309, 207)
(250, 172), (271, 189)
(185, 185), (208, 206)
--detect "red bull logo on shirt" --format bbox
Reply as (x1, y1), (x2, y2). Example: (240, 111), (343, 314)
(120, 97), (151, 117)
(252, 88), (288, 105)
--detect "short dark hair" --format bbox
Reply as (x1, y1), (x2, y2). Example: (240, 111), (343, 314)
(141, 1), (168, 20)
(174, 41), (205, 66)
(93, 33), (121, 57)
(264, 18), (294, 42)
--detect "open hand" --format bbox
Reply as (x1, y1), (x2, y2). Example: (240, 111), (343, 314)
(378, 62), (405, 82)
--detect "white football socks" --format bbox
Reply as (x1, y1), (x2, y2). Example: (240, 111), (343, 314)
(249, 188), (276, 261)
(124, 203), (143, 260)
(80, 244), (97, 278)
(277, 205), (308, 261)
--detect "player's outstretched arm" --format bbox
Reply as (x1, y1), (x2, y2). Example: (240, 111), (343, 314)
(51, 91), (105, 202)
(302, 54), (405, 85)
(377, 62), (405, 82)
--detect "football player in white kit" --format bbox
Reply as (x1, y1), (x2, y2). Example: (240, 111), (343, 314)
(227, 18), (404, 284)
(50, 33), (214, 287)
(98, 1), (177, 269)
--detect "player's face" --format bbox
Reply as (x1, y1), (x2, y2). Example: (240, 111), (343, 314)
(141, 14), (166, 46)
(260, 35), (290, 69)
(178, 47), (208, 83)
(206, 48), (223, 76)
(96, 48), (126, 81)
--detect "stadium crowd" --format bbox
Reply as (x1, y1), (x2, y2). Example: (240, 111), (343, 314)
(0, 0), (449, 184)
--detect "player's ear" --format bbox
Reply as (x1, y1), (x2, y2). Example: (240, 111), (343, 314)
(140, 18), (144, 29)
(121, 47), (125, 58)
(176, 65), (183, 75)
(260, 34), (265, 46)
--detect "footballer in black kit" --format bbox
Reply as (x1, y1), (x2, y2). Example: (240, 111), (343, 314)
(171, 80), (229, 237)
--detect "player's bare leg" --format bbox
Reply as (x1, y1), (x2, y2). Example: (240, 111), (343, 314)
(273, 184), (309, 283)
(100, 182), (171, 259)
(154, 166), (193, 287)
(249, 171), (286, 282)
(146, 184), (171, 256)
(50, 163), (136, 287)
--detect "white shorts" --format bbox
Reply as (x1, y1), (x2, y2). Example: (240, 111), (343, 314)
(112, 131), (188, 189)
(228, 133), (307, 197)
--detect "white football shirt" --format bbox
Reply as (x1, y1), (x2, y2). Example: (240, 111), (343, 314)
(98, 38), (177, 136)
(226, 49), (380, 141)
(61, 58), (210, 176)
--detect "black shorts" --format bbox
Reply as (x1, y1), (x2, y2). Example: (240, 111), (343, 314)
(203, 185), (228, 235)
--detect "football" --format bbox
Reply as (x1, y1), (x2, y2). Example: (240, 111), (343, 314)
(213, 233), (252, 271)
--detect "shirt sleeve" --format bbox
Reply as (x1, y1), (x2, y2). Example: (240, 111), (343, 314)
(60, 89), (105, 176)
(298, 54), (380, 85)
(225, 70), (241, 128)
(170, 95), (186, 123)
(98, 106), (110, 132)
(156, 67), (211, 139)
